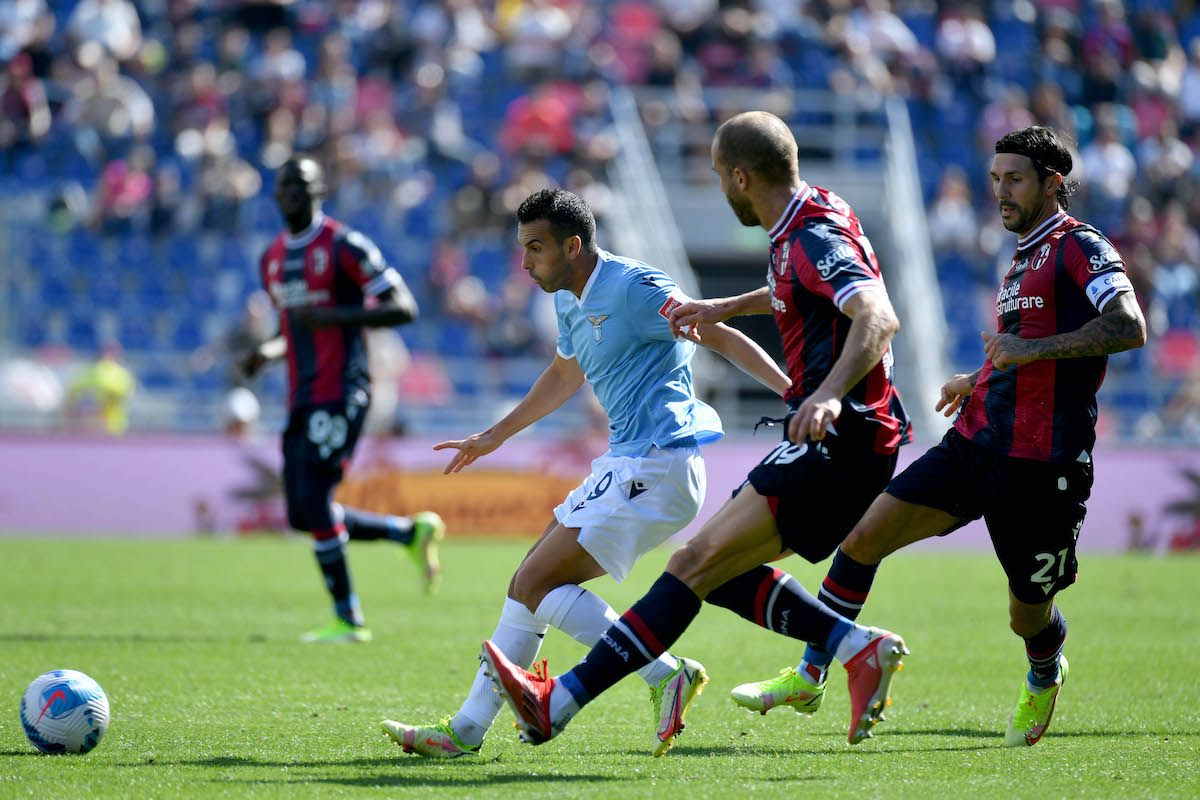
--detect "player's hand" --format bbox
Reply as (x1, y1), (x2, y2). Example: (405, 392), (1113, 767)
(239, 350), (267, 379)
(432, 431), (504, 474)
(668, 298), (729, 338)
(787, 388), (841, 444)
(935, 373), (975, 417)
(981, 331), (1040, 371)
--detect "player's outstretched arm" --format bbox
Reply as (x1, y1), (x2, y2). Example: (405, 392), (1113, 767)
(432, 354), (586, 474)
(981, 292), (1147, 371)
(668, 287), (773, 340)
(292, 286), (418, 330)
(694, 322), (791, 396)
(788, 289), (900, 444)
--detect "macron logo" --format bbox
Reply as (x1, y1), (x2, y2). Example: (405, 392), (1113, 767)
(601, 633), (630, 662)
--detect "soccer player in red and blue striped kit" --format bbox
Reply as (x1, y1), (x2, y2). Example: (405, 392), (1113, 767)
(242, 156), (445, 644)
(480, 111), (914, 751)
(747, 125), (1148, 747)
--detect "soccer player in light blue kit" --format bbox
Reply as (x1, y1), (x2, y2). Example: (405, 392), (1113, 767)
(382, 189), (791, 758)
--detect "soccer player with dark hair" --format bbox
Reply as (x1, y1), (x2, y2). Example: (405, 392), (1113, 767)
(481, 112), (913, 749)
(381, 188), (793, 758)
(242, 156), (445, 644)
(735, 125), (1147, 747)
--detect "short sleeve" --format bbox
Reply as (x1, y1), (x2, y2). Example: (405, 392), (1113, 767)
(1066, 228), (1133, 312)
(626, 270), (687, 342)
(337, 229), (407, 298)
(555, 298), (575, 359)
(793, 226), (883, 311)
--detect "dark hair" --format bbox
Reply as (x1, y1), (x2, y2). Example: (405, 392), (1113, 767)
(994, 126), (1078, 210)
(714, 112), (798, 186)
(516, 189), (597, 252)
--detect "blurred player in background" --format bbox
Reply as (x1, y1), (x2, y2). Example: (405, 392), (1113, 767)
(742, 126), (1147, 747)
(481, 111), (911, 750)
(65, 343), (135, 436)
(242, 156), (444, 644)
(382, 188), (792, 758)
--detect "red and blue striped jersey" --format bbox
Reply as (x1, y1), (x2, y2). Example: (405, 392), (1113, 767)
(954, 212), (1134, 462)
(259, 213), (406, 409)
(768, 183), (911, 455)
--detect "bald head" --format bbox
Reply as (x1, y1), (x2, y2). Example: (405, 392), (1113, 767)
(712, 111), (798, 187)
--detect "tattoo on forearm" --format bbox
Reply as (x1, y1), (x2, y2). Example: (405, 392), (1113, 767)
(1036, 309), (1144, 360)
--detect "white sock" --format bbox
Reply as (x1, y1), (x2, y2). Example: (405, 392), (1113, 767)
(833, 625), (876, 664)
(548, 681), (582, 731)
(452, 598), (547, 747)
(535, 584), (679, 686)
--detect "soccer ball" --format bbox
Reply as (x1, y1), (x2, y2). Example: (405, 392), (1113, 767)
(19, 670), (110, 754)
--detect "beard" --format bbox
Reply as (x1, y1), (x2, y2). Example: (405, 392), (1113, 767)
(727, 193), (759, 226)
(1000, 203), (1036, 234)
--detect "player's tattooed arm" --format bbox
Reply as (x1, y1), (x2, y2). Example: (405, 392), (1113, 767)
(982, 292), (1147, 370)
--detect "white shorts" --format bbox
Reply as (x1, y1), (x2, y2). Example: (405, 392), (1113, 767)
(554, 446), (706, 583)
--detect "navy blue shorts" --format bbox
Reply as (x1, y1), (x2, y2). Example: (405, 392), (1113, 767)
(886, 428), (1093, 604)
(742, 418), (897, 564)
(282, 400), (369, 495)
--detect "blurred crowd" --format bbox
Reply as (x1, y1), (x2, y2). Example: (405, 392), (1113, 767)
(1, 0), (1198, 440)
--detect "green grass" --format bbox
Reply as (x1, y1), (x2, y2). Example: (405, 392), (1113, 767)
(0, 537), (1198, 799)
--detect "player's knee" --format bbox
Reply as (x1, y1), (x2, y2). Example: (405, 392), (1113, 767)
(840, 524), (883, 564)
(508, 565), (550, 611)
(1008, 604), (1051, 638)
(666, 539), (714, 585)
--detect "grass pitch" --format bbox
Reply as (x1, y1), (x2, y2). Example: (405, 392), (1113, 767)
(0, 536), (1197, 799)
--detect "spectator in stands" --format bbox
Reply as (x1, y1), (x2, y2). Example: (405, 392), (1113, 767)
(91, 143), (154, 234)
(67, 0), (142, 64)
(928, 165), (979, 256)
(67, 49), (155, 159)
(0, 52), (50, 158)
(1179, 39), (1200, 135)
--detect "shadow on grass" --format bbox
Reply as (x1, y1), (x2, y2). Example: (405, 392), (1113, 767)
(0, 749), (44, 757)
(131, 755), (619, 789)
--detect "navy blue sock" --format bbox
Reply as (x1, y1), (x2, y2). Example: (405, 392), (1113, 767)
(802, 549), (879, 675)
(706, 565), (843, 645)
(314, 536), (362, 626)
(1025, 607), (1067, 687)
(339, 506), (414, 544)
(559, 573), (701, 707)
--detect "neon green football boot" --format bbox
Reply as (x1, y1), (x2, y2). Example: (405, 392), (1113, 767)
(381, 717), (479, 758)
(408, 511), (445, 594)
(730, 666), (825, 715)
(301, 618), (372, 644)
(650, 657), (709, 757)
(1005, 655), (1068, 746)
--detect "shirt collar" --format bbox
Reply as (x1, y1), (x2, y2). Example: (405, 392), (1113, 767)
(768, 183), (815, 244)
(285, 211), (326, 248)
(575, 249), (606, 305)
(1016, 210), (1068, 251)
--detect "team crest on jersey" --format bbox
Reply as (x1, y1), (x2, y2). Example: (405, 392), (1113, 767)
(311, 247), (329, 275)
(268, 258), (281, 277)
(1030, 243), (1051, 271)
(777, 241), (791, 275)
(587, 314), (609, 342)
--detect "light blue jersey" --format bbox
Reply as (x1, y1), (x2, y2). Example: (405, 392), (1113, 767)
(555, 249), (723, 457)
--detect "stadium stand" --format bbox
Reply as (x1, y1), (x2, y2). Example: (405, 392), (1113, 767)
(0, 1), (1197, 441)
